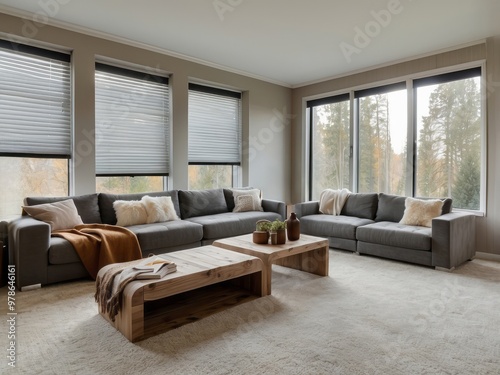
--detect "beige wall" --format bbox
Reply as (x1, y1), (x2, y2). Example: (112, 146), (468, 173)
(0, 12), (292, 203)
(291, 41), (500, 255)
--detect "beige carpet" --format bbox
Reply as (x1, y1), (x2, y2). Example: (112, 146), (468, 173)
(1, 250), (500, 375)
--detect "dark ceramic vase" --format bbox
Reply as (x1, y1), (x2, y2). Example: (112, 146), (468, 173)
(287, 212), (300, 241)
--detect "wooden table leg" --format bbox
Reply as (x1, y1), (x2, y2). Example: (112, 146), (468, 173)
(116, 286), (144, 342)
(264, 263), (272, 295)
(308, 246), (329, 276)
(274, 245), (329, 277)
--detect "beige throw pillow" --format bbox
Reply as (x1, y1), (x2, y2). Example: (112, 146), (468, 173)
(22, 199), (83, 232)
(113, 200), (148, 226)
(232, 189), (263, 212)
(141, 196), (179, 223)
(399, 197), (444, 227)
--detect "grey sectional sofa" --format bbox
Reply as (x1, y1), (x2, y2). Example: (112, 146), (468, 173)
(294, 193), (476, 270)
(9, 188), (286, 290)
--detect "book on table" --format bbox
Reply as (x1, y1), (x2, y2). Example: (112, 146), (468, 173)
(133, 256), (177, 279)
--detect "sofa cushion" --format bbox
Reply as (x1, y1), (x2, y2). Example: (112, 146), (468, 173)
(99, 191), (179, 225)
(399, 197), (443, 227)
(23, 199), (84, 232)
(223, 187), (254, 211)
(438, 198), (453, 214)
(113, 200), (149, 226)
(376, 194), (453, 223)
(186, 211), (281, 240)
(356, 221), (432, 251)
(126, 220), (203, 252)
(142, 196), (179, 223)
(341, 193), (378, 220)
(375, 193), (406, 222)
(25, 193), (102, 224)
(49, 237), (82, 265)
(178, 189), (228, 219)
(300, 214), (374, 240)
(232, 189), (263, 212)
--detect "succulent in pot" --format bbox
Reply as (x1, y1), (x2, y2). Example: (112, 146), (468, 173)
(253, 219), (271, 244)
(269, 219), (286, 245)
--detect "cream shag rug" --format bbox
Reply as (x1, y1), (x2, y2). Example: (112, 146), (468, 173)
(1, 251), (500, 375)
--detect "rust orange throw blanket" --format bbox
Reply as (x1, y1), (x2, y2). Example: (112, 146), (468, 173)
(52, 224), (142, 279)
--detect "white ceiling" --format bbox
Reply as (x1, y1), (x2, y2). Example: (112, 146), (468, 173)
(1, 0), (499, 87)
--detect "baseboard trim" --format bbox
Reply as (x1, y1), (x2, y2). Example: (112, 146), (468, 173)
(475, 252), (500, 262)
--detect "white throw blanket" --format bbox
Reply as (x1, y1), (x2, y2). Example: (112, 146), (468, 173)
(319, 188), (351, 215)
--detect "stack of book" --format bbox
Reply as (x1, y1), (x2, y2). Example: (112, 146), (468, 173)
(133, 256), (177, 279)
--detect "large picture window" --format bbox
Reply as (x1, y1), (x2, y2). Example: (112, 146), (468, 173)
(308, 94), (351, 200)
(95, 63), (170, 194)
(356, 82), (407, 195)
(0, 41), (70, 219)
(414, 68), (482, 210)
(308, 66), (484, 212)
(188, 83), (242, 190)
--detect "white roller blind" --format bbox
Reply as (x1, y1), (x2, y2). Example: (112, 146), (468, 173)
(188, 84), (241, 165)
(95, 63), (170, 176)
(0, 41), (71, 157)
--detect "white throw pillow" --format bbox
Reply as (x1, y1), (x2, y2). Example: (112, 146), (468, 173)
(399, 197), (444, 227)
(22, 199), (83, 232)
(232, 189), (263, 212)
(319, 188), (351, 215)
(142, 195), (179, 223)
(113, 200), (148, 226)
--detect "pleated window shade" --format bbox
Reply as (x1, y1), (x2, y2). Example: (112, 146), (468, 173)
(95, 63), (170, 176)
(188, 83), (241, 165)
(0, 41), (71, 158)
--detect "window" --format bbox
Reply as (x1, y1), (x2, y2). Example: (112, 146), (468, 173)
(95, 63), (170, 194)
(308, 66), (484, 212)
(356, 82), (407, 195)
(188, 83), (242, 189)
(0, 41), (70, 219)
(307, 94), (351, 200)
(414, 68), (482, 210)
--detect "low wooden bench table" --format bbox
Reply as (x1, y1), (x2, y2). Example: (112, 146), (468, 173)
(97, 245), (265, 342)
(213, 234), (329, 295)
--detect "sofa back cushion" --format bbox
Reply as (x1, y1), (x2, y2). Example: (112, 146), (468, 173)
(178, 188), (228, 219)
(438, 198), (453, 215)
(25, 193), (102, 224)
(341, 193), (378, 220)
(375, 193), (453, 222)
(99, 190), (180, 225)
(375, 193), (406, 222)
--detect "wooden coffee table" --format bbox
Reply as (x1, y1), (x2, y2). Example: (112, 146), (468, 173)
(213, 234), (329, 294)
(97, 245), (265, 342)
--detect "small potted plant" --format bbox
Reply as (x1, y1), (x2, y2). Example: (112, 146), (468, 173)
(269, 219), (287, 245)
(253, 219), (271, 244)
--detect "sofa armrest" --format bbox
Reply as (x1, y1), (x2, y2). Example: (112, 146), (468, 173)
(261, 199), (286, 220)
(9, 216), (50, 289)
(293, 201), (320, 219)
(431, 211), (476, 269)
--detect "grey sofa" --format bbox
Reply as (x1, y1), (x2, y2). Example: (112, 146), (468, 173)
(294, 193), (476, 270)
(9, 188), (286, 290)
